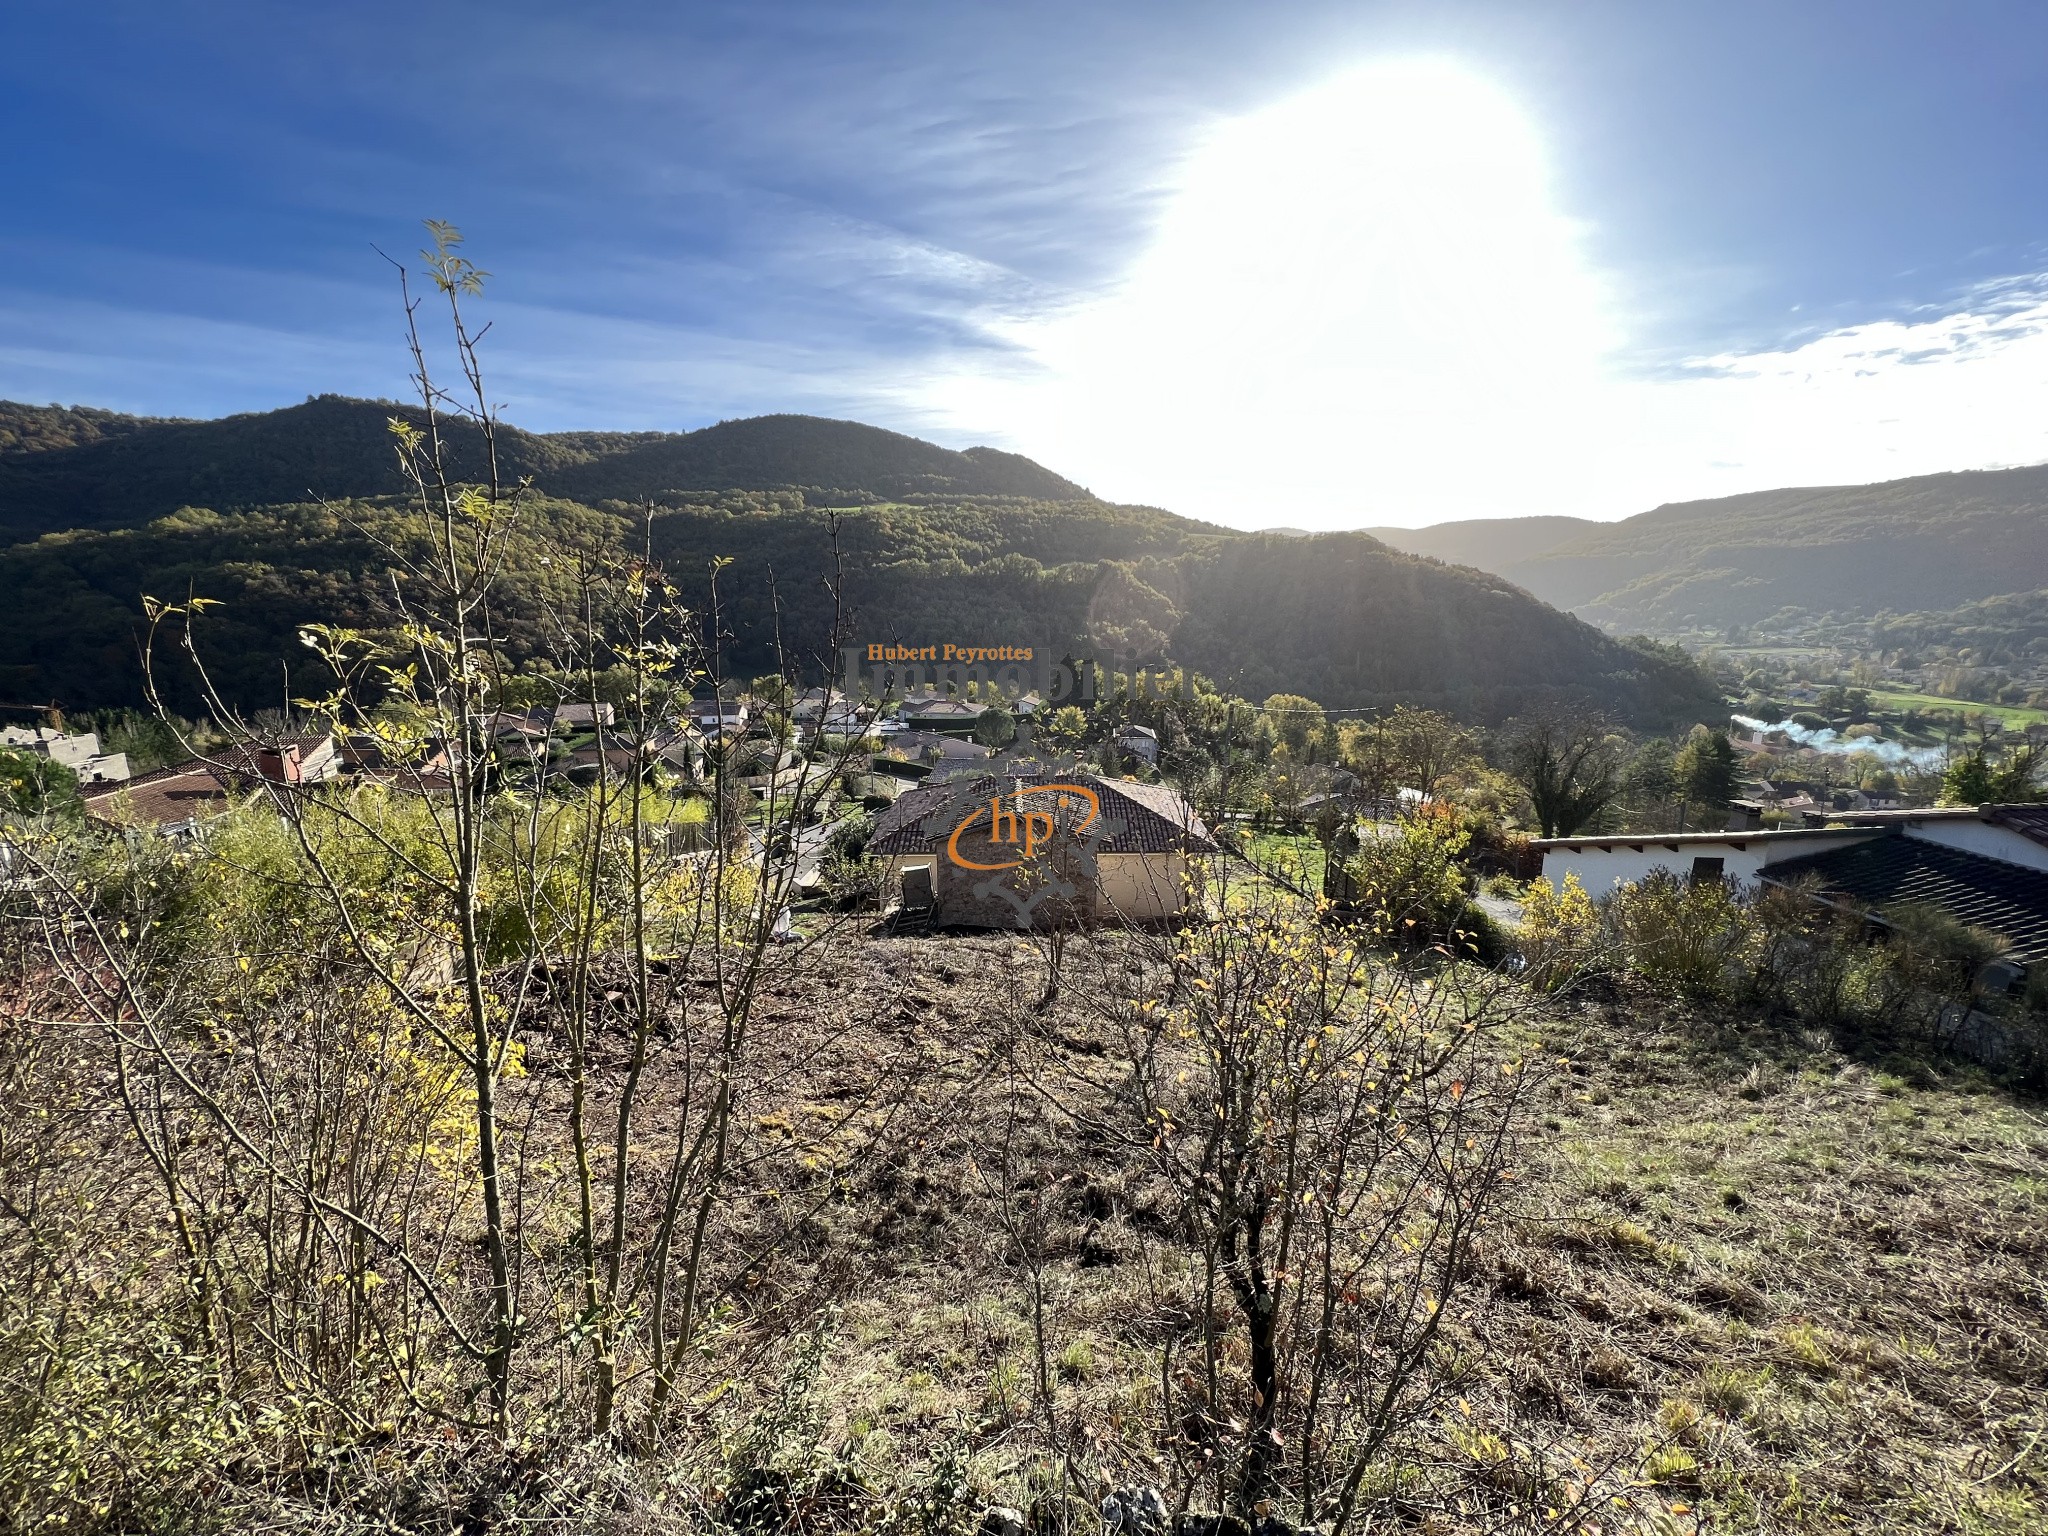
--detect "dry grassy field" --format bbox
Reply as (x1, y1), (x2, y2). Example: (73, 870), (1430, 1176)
(5, 909), (2042, 1534)
(555, 924), (2048, 1536)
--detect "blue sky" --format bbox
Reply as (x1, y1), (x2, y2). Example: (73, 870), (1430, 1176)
(6, 1), (2048, 526)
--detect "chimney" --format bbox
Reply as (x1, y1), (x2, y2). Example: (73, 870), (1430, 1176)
(255, 743), (303, 784)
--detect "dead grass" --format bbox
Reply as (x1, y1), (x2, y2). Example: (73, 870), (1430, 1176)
(13, 916), (2038, 1532)
(561, 930), (2048, 1534)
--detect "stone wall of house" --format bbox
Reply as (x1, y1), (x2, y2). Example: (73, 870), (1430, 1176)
(933, 824), (1098, 928)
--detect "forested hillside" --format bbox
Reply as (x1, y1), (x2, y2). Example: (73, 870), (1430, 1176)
(550, 413), (1088, 503)
(1369, 463), (2048, 634)
(0, 401), (180, 456)
(0, 396), (1086, 541)
(0, 398), (1724, 728)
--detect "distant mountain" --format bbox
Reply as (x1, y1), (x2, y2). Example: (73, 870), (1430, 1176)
(1368, 465), (2048, 634)
(0, 401), (181, 456)
(549, 414), (1088, 504)
(0, 396), (1087, 542)
(0, 397), (1722, 729)
(1363, 515), (1597, 573)
(0, 396), (568, 541)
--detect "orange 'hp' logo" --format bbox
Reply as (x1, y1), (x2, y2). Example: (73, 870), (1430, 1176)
(945, 783), (1100, 871)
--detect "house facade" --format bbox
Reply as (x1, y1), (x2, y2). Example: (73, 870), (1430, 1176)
(2, 725), (131, 784)
(868, 772), (1216, 927)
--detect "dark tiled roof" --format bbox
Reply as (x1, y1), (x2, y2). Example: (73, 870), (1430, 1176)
(1987, 803), (2048, 851)
(1764, 833), (2048, 964)
(869, 773), (1216, 857)
(885, 730), (992, 760)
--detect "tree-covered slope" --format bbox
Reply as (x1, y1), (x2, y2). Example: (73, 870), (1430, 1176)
(0, 401), (183, 456)
(1, 490), (1722, 730)
(549, 414), (1089, 504)
(0, 396), (1724, 727)
(0, 397), (1087, 541)
(1167, 532), (1724, 726)
(1369, 464), (2048, 633)
(0, 395), (586, 541)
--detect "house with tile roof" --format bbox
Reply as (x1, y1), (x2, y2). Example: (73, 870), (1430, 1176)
(897, 693), (987, 733)
(877, 730), (995, 780)
(81, 732), (345, 835)
(81, 761), (242, 836)
(868, 771), (1216, 926)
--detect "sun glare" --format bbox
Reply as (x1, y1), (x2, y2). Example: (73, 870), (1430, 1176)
(932, 60), (1619, 524)
(924, 58), (2048, 528)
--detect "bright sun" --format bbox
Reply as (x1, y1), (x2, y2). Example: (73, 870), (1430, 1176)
(932, 59), (1618, 524)
(918, 58), (2048, 528)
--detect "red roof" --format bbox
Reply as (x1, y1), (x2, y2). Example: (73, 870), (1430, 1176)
(80, 761), (237, 830)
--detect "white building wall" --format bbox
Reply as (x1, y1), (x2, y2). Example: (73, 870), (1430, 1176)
(1901, 819), (2048, 873)
(1539, 833), (1882, 896)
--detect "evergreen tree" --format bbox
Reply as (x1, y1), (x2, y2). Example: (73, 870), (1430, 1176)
(1674, 728), (1739, 826)
(1941, 743), (2044, 805)
(0, 746), (79, 817)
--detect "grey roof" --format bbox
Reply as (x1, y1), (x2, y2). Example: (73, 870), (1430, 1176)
(885, 730), (991, 760)
(899, 696), (986, 719)
(869, 772), (1216, 857)
(1763, 833), (2048, 965)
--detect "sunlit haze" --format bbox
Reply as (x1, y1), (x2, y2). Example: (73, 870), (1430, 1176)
(919, 60), (2048, 528)
(8, 5), (2048, 529)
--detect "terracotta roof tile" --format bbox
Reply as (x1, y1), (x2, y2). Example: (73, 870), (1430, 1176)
(80, 761), (238, 830)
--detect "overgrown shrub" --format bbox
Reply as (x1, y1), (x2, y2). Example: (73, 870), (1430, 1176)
(1601, 871), (1748, 1000)
(1517, 867), (2027, 1060)
(1325, 804), (1476, 950)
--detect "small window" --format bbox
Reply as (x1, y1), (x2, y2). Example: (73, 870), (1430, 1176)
(1689, 855), (1725, 885)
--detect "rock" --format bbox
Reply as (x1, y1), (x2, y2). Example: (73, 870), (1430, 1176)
(1102, 1487), (1168, 1536)
(982, 1507), (1028, 1536)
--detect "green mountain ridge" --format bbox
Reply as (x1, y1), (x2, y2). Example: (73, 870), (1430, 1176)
(0, 396), (1088, 542)
(1368, 464), (2048, 634)
(0, 397), (1722, 730)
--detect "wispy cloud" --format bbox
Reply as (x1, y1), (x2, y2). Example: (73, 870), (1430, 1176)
(900, 61), (2048, 527)
(8, 11), (2048, 527)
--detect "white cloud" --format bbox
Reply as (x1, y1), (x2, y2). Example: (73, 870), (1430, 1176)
(905, 60), (2048, 528)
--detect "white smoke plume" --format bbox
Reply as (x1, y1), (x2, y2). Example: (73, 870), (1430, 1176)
(1730, 716), (1946, 771)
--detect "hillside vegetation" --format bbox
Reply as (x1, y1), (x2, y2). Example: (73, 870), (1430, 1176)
(0, 398), (1723, 728)
(1369, 463), (2048, 634)
(0, 396), (1088, 543)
